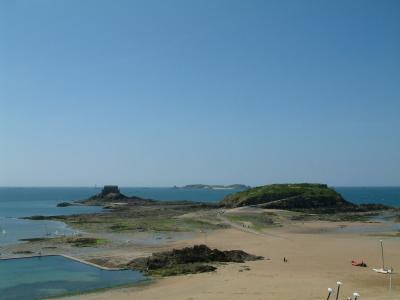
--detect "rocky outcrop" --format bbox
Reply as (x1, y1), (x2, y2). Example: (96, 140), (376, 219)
(95, 185), (128, 200)
(77, 185), (155, 205)
(56, 202), (73, 207)
(127, 244), (263, 276)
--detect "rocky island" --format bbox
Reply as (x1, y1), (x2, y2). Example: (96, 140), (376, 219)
(220, 183), (390, 213)
(220, 183), (353, 209)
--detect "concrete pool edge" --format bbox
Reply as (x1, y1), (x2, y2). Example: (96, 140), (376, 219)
(0, 254), (126, 271)
(0, 253), (152, 300)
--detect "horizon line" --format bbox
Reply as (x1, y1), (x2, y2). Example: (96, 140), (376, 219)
(1, 185), (400, 188)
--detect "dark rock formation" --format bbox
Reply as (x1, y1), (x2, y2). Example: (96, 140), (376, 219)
(57, 202), (73, 207)
(78, 185), (156, 205)
(96, 185), (127, 200)
(127, 244), (263, 276)
(101, 185), (121, 195)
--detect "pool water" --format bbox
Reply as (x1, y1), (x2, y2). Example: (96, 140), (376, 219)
(0, 256), (146, 300)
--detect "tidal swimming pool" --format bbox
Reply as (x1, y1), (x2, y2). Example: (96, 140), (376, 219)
(0, 255), (146, 300)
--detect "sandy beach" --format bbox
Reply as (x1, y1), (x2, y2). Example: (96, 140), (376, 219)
(57, 217), (399, 300)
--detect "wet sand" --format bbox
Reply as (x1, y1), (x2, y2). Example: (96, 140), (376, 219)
(58, 220), (400, 300)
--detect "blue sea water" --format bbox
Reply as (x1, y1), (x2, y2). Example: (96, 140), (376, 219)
(0, 187), (103, 218)
(0, 188), (103, 246)
(0, 255), (145, 300)
(334, 186), (400, 207)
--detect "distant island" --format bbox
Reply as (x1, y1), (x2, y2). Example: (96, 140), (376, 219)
(178, 184), (250, 190)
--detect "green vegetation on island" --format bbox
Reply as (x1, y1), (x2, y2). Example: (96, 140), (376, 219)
(18, 236), (107, 248)
(220, 183), (392, 213)
(220, 183), (354, 210)
(65, 237), (107, 247)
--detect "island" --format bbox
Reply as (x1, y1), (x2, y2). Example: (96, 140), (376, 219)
(220, 183), (390, 213)
(220, 183), (353, 209)
(180, 184), (250, 190)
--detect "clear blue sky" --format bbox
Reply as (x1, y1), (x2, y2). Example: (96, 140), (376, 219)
(1, 0), (399, 187)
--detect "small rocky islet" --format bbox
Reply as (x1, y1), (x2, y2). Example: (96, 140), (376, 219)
(126, 244), (263, 276)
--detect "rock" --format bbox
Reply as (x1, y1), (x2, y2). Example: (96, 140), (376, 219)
(101, 185), (120, 195)
(12, 250), (34, 254)
(96, 185), (128, 200)
(24, 215), (48, 220)
(57, 202), (73, 207)
(127, 244), (263, 276)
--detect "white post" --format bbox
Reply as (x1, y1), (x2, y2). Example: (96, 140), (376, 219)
(388, 269), (392, 300)
(336, 281), (342, 300)
(327, 288), (333, 300)
(380, 240), (385, 270)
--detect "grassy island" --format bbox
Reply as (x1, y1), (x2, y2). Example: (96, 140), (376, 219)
(220, 183), (353, 209)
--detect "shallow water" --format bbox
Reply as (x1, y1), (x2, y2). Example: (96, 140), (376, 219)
(0, 218), (75, 245)
(0, 255), (145, 300)
(337, 212), (400, 234)
(337, 222), (400, 234)
(0, 188), (103, 246)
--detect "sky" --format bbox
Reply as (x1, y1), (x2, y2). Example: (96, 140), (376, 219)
(1, 0), (400, 187)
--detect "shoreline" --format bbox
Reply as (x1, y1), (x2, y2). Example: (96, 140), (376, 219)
(0, 254), (126, 271)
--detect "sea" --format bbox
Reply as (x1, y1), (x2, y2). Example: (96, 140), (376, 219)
(0, 186), (399, 299)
